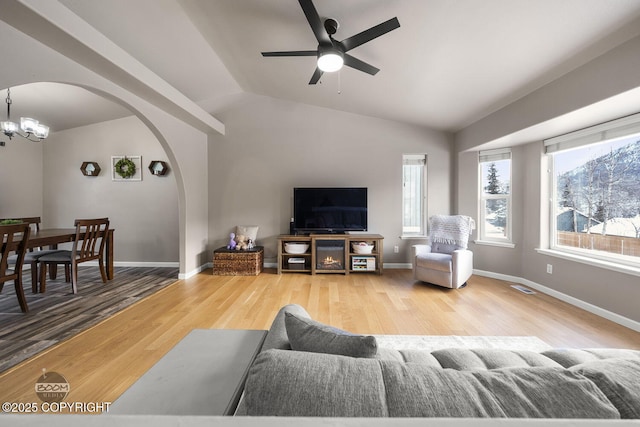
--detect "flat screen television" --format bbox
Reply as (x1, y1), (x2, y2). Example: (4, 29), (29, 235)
(293, 187), (367, 234)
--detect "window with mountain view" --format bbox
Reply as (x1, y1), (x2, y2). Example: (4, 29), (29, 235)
(547, 116), (640, 267)
(478, 149), (512, 244)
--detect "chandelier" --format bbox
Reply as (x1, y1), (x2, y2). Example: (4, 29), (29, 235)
(1, 88), (50, 142)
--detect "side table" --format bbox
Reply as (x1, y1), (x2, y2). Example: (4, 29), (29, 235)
(213, 246), (264, 276)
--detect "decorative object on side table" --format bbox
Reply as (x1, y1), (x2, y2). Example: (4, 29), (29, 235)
(148, 160), (169, 176)
(80, 161), (101, 176)
(231, 225), (259, 251)
(235, 234), (250, 250)
(112, 155), (142, 181)
(227, 232), (237, 250)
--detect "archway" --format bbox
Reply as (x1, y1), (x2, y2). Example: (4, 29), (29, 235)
(0, 81), (188, 274)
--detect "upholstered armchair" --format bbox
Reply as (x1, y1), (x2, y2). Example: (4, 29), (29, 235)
(412, 215), (474, 289)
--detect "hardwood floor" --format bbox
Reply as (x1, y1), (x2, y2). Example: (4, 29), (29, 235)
(1, 268), (639, 409)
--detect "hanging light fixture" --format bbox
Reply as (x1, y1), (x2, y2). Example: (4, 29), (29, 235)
(1, 88), (50, 142)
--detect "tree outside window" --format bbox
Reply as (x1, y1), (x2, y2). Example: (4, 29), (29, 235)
(551, 136), (640, 264)
(479, 150), (511, 243)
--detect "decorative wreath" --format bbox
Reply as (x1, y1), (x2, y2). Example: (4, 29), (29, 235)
(114, 157), (136, 179)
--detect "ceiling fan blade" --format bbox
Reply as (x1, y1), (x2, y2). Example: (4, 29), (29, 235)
(340, 17), (400, 52)
(344, 54), (379, 76)
(309, 67), (323, 84)
(262, 50), (318, 57)
(298, 0), (331, 46)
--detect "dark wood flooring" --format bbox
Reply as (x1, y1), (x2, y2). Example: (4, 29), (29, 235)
(0, 266), (179, 373)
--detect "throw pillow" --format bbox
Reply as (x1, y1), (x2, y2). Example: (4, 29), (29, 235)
(243, 349), (386, 416)
(236, 225), (259, 242)
(284, 312), (377, 358)
(261, 304), (312, 351)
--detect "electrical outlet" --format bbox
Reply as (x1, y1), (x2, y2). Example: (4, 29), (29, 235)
(546, 264), (553, 274)
(393, 245), (399, 253)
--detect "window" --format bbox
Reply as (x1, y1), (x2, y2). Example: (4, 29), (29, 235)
(402, 154), (427, 236)
(545, 113), (640, 267)
(478, 149), (512, 243)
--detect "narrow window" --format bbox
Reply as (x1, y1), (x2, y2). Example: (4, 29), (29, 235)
(478, 149), (512, 243)
(402, 154), (427, 236)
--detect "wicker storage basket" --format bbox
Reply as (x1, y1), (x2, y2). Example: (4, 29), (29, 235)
(213, 246), (264, 276)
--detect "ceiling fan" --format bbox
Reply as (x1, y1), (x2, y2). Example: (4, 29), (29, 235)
(261, 0), (400, 85)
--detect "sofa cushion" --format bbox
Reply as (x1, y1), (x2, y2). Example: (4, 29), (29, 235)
(241, 350), (621, 418)
(243, 349), (387, 417)
(415, 252), (452, 272)
(542, 349), (640, 368)
(570, 358), (640, 419)
(284, 312), (378, 358)
(381, 362), (619, 418)
(431, 348), (563, 370)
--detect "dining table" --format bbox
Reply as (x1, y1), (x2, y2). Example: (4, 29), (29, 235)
(25, 228), (115, 282)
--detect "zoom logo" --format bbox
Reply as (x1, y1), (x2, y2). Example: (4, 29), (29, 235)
(35, 370), (69, 403)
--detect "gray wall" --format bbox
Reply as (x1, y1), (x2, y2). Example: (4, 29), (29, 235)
(0, 140), (43, 219)
(43, 116), (179, 263)
(455, 35), (640, 324)
(208, 94), (452, 264)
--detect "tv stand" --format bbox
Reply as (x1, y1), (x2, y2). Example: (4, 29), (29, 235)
(277, 234), (383, 275)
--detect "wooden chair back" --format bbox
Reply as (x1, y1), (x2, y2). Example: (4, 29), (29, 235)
(1, 218), (41, 252)
(1, 223), (31, 289)
(72, 218), (110, 263)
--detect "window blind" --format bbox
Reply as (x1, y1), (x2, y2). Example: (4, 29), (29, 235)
(479, 148), (511, 163)
(544, 112), (640, 154)
(403, 154), (427, 165)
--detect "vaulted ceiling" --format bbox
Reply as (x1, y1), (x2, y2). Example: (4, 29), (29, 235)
(4, 0), (640, 136)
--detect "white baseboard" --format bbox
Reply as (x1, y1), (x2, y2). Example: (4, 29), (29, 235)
(179, 263), (208, 280)
(473, 269), (640, 333)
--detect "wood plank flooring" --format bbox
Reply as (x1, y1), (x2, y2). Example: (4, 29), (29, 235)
(1, 269), (639, 410)
(0, 266), (179, 373)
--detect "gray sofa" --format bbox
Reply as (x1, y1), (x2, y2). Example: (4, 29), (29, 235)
(237, 304), (640, 419)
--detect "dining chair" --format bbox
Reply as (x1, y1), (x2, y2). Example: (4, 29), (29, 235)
(3, 217), (62, 293)
(38, 218), (110, 294)
(1, 223), (31, 312)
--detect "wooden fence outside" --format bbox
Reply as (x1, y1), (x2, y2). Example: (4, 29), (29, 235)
(557, 231), (640, 257)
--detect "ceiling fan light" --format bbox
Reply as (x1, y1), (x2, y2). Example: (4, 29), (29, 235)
(318, 51), (344, 72)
